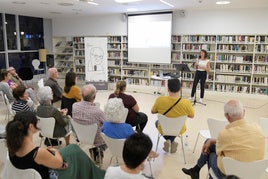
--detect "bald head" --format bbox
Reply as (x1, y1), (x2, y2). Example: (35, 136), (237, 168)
(224, 100), (245, 122)
(48, 68), (58, 79)
(82, 84), (96, 102)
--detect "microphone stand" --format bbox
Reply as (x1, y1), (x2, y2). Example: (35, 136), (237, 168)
(193, 57), (206, 106)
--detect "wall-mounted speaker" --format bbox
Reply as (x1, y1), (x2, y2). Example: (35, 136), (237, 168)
(46, 54), (54, 68)
(179, 10), (185, 17)
(122, 13), (127, 22)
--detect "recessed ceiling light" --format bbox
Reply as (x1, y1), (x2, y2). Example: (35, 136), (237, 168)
(160, 0), (174, 7)
(40, 2), (49, 5)
(12, 1), (26, 5)
(115, 0), (142, 3)
(216, 1), (230, 5)
(88, 1), (99, 5)
(58, 3), (74, 6)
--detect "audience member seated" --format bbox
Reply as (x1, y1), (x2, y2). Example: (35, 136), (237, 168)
(72, 84), (106, 163)
(103, 98), (159, 158)
(108, 80), (148, 133)
(182, 100), (265, 179)
(45, 68), (63, 103)
(104, 133), (153, 179)
(0, 69), (15, 103)
(12, 86), (36, 113)
(37, 86), (72, 146)
(61, 71), (81, 116)
(7, 66), (38, 105)
(6, 111), (105, 179)
(151, 78), (195, 153)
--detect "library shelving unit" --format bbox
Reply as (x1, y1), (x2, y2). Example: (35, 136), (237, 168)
(73, 36), (85, 80)
(53, 34), (268, 95)
(53, 37), (74, 78)
(107, 36), (128, 82)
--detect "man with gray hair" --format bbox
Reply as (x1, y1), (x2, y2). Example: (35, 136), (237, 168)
(44, 67), (63, 103)
(72, 84), (106, 164)
(182, 99), (265, 179)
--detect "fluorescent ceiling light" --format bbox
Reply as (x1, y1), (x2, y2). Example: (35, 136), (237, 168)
(160, 0), (174, 8)
(216, 1), (230, 5)
(88, 1), (99, 5)
(115, 0), (142, 3)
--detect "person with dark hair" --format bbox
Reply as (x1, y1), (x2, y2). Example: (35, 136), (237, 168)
(6, 111), (105, 179)
(63, 71), (81, 102)
(151, 78), (194, 153)
(104, 133), (153, 179)
(0, 69), (15, 102)
(72, 84), (106, 164)
(223, 175), (240, 179)
(61, 71), (81, 116)
(189, 49), (210, 103)
(12, 85), (36, 113)
(108, 80), (148, 133)
(182, 100), (265, 179)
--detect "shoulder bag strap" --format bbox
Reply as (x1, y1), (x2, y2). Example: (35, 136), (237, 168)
(163, 97), (182, 115)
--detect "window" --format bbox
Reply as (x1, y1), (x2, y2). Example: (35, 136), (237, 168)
(19, 15), (44, 50)
(5, 14), (17, 50)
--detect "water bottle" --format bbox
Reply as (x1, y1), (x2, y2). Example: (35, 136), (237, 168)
(184, 135), (189, 149)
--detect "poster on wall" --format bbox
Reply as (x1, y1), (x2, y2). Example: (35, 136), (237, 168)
(85, 37), (108, 82)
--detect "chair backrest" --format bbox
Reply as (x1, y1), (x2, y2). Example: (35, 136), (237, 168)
(37, 116), (56, 139)
(222, 157), (268, 179)
(71, 118), (98, 147)
(207, 118), (228, 139)
(61, 96), (77, 116)
(157, 114), (187, 136)
(2, 152), (42, 179)
(37, 78), (44, 88)
(32, 59), (41, 70)
(259, 117), (268, 139)
(3, 94), (16, 117)
(101, 132), (125, 159)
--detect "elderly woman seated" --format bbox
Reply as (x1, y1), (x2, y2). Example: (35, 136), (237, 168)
(37, 86), (72, 146)
(12, 85), (36, 113)
(102, 98), (158, 158)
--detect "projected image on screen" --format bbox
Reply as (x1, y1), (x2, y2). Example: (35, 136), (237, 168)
(128, 12), (172, 64)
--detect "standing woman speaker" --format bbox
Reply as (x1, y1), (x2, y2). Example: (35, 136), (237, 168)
(190, 49), (210, 103)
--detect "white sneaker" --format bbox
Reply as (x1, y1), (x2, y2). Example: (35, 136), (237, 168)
(199, 98), (203, 103)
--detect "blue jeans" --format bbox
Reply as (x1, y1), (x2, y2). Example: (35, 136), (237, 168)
(155, 120), (176, 142)
(197, 140), (225, 179)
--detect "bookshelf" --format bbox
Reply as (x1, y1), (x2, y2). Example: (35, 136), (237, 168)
(53, 37), (74, 78)
(73, 36), (85, 80)
(53, 34), (268, 95)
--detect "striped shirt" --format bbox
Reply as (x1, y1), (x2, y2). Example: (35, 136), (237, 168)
(12, 100), (36, 113)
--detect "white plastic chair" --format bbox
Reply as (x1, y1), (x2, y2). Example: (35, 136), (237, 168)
(37, 116), (62, 146)
(101, 132), (125, 165)
(193, 118), (228, 153)
(155, 114), (187, 164)
(70, 119), (102, 164)
(3, 93), (16, 121)
(222, 157), (268, 179)
(1, 152), (42, 179)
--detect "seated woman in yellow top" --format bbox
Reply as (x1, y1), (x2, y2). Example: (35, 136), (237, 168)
(61, 71), (81, 116)
(151, 78), (194, 153)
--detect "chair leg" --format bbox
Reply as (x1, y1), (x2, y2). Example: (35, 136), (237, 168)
(147, 158), (154, 178)
(155, 134), (161, 153)
(193, 132), (200, 153)
(180, 135), (186, 164)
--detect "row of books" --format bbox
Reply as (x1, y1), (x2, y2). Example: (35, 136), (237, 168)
(181, 35), (216, 43)
(74, 43), (84, 49)
(75, 50), (85, 56)
(215, 85), (249, 93)
(125, 78), (148, 85)
(73, 37), (84, 43)
(215, 75), (251, 83)
(182, 44), (214, 51)
(216, 64), (251, 72)
(217, 44), (253, 52)
(217, 54), (252, 62)
(216, 35), (255, 43)
(252, 77), (268, 84)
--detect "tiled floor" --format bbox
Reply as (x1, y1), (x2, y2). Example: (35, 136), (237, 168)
(0, 77), (268, 178)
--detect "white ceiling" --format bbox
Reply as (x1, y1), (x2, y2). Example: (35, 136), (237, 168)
(0, 0), (267, 19)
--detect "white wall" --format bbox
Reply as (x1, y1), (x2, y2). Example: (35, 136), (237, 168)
(53, 8), (268, 36)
